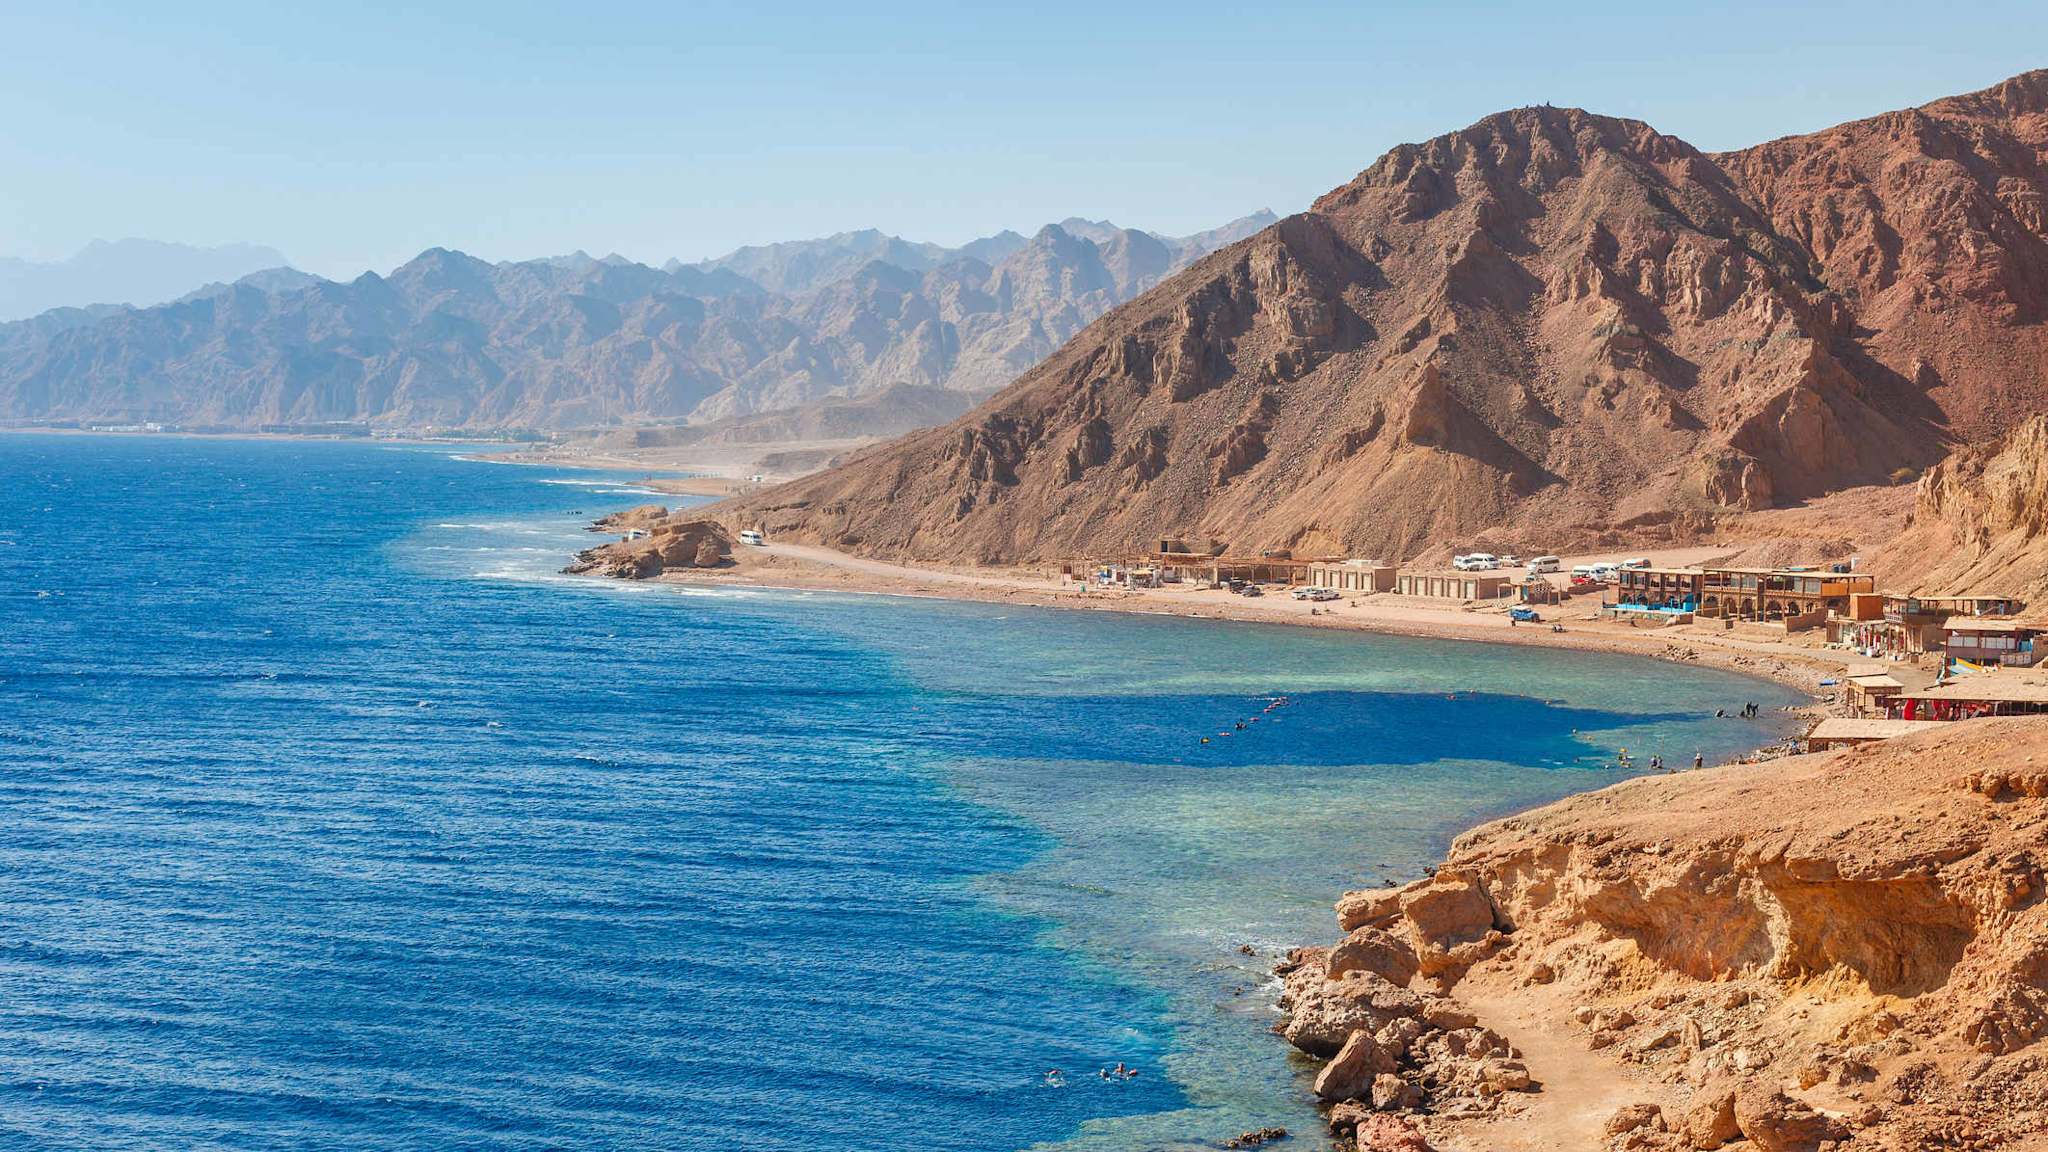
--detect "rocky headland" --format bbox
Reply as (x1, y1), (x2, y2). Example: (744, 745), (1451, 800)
(1280, 718), (2048, 1151)
(562, 506), (733, 579)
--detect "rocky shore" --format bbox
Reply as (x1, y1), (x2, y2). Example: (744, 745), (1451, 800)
(1279, 718), (2048, 1151)
(561, 505), (734, 580)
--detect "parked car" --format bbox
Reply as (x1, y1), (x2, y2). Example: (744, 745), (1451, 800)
(1453, 553), (1498, 571)
(1590, 563), (1620, 583)
(1527, 555), (1562, 575)
(1291, 586), (1317, 600)
(738, 529), (766, 546)
(1238, 584), (1263, 597)
(1569, 564), (1598, 585)
(1621, 557), (1650, 570)
(1308, 588), (1341, 602)
(1497, 554), (1520, 566)
(1509, 606), (1542, 622)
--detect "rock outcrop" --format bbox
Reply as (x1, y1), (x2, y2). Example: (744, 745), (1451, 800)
(719, 70), (2048, 567)
(1876, 414), (2048, 598)
(1283, 718), (2048, 1151)
(563, 516), (733, 579)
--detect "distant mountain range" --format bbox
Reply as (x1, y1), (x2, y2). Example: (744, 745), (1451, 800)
(0, 212), (1276, 431)
(0, 239), (293, 322)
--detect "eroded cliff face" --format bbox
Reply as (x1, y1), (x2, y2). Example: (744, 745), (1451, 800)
(1282, 719), (2048, 1152)
(719, 70), (2048, 566)
(1879, 415), (2048, 597)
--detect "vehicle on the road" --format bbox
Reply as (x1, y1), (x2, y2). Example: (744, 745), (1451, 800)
(738, 529), (766, 546)
(1526, 555), (1562, 575)
(1509, 606), (1542, 622)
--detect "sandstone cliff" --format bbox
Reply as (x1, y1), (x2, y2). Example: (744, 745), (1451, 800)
(1283, 718), (2048, 1151)
(718, 71), (2048, 567)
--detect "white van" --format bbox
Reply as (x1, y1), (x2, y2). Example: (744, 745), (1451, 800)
(1526, 555), (1561, 575)
(738, 529), (766, 546)
(1590, 562), (1620, 583)
(1453, 553), (1498, 571)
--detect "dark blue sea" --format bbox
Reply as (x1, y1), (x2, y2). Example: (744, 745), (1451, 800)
(0, 435), (1802, 1150)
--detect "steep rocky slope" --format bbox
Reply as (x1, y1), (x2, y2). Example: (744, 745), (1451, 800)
(0, 214), (1272, 431)
(1871, 413), (2048, 598)
(1283, 718), (2048, 1151)
(720, 71), (2048, 566)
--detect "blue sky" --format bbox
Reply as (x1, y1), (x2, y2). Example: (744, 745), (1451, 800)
(2, 1), (2042, 278)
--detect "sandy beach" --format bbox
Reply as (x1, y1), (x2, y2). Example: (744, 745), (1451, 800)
(636, 540), (1859, 703)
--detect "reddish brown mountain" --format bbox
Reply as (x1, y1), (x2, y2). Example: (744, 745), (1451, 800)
(720, 71), (2048, 565)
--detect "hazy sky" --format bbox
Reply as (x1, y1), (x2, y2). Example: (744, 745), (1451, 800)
(3, 1), (2042, 279)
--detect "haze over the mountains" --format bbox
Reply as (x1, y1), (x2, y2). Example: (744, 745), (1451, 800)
(0, 212), (1277, 431)
(0, 240), (293, 323)
(721, 70), (2048, 583)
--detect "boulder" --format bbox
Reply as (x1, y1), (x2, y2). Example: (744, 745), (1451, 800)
(1605, 1103), (1666, 1137)
(1314, 1029), (1397, 1101)
(1337, 886), (1406, 932)
(1354, 1113), (1435, 1152)
(1682, 1084), (1741, 1150)
(1327, 926), (1421, 986)
(1371, 1072), (1423, 1112)
(1733, 1085), (1842, 1152)
(1282, 971), (1429, 1057)
(1398, 873), (1497, 949)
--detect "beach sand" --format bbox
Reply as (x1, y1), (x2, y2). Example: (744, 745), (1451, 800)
(645, 541), (1858, 701)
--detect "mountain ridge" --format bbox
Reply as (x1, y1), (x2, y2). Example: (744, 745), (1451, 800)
(0, 212), (1278, 431)
(714, 70), (2048, 568)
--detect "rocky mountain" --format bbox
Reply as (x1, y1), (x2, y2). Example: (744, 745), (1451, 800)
(718, 71), (2048, 565)
(0, 239), (293, 322)
(0, 214), (1275, 431)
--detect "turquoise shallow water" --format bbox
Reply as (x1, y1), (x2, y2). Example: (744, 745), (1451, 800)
(0, 435), (1803, 1150)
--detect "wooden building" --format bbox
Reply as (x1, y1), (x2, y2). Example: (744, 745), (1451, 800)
(1611, 567), (1705, 613)
(1943, 620), (2045, 668)
(1888, 677), (2048, 720)
(1697, 567), (1876, 623)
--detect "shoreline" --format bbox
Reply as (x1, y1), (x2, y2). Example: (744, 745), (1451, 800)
(624, 543), (1849, 702)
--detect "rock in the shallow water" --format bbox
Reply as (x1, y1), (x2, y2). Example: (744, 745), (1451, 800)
(1327, 926), (1420, 986)
(1733, 1085), (1842, 1152)
(1314, 1029), (1397, 1101)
